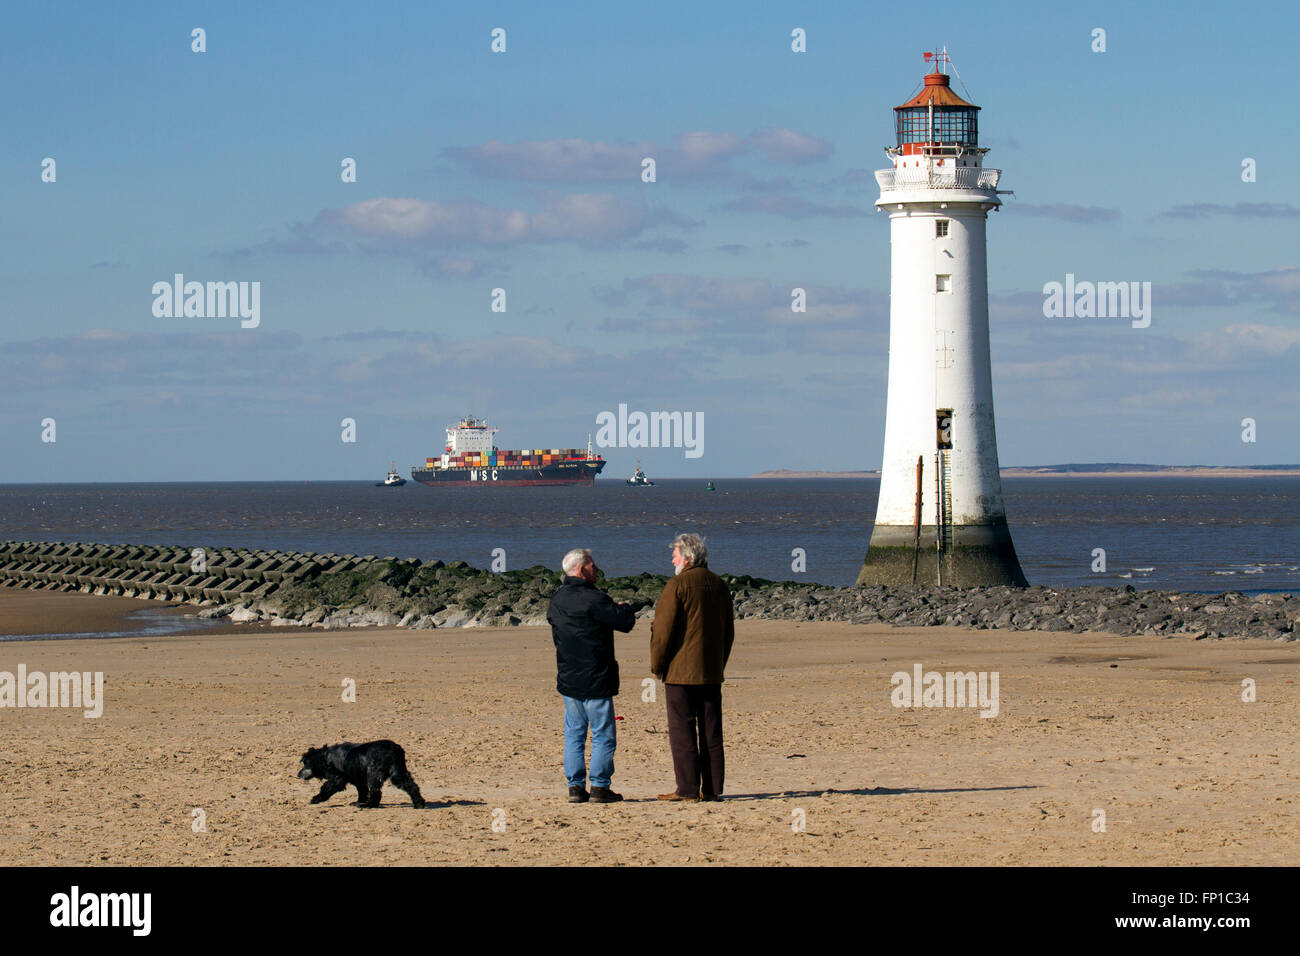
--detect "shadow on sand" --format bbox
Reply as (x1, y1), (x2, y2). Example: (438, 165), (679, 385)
(719, 784), (1038, 801)
(311, 798), (487, 810)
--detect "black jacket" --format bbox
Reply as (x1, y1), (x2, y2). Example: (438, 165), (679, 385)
(548, 575), (636, 699)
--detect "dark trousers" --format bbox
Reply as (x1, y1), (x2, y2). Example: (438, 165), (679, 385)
(664, 683), (724, 797)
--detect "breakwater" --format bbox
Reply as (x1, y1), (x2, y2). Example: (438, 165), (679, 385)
(1, 540), (1295, 641)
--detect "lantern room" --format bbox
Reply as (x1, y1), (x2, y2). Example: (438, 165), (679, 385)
(894, 56), (979, 156)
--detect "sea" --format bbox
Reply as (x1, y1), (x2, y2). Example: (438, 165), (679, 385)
(0, 477), (1297, 594)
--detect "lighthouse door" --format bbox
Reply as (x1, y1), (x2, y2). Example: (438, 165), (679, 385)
(936, 409), (953, 450)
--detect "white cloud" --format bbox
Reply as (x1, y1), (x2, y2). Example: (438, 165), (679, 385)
(319, 193), (691, 246)
(443, 129), (832, 182)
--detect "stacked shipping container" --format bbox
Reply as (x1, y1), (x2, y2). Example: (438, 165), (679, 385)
(424, 448), (589, 471)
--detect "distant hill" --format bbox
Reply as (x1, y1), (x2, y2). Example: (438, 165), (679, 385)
(1000, 464), (1300, 477)
(751, 464), (1300, 478)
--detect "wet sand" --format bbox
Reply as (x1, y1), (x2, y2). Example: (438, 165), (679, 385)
(0, 589), (274, 639)
(0, 588), (1295, 866)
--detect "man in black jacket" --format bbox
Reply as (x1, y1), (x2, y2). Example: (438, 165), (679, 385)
(547, 548), (637, 804)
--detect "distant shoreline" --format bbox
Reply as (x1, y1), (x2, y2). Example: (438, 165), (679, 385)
(750, 466), (1300, 479)
(2, 465), (1298, 484)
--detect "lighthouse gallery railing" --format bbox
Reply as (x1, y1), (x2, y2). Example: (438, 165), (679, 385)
(875, 166), (1001, 190)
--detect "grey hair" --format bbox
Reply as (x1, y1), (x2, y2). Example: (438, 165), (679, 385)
(561, 548), (591, 575)
(671, 533), (707, 568)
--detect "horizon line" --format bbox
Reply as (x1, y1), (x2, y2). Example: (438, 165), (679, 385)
(2, 463), (1300, 486)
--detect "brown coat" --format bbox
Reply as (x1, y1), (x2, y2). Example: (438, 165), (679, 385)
(650, 565), (735, 684)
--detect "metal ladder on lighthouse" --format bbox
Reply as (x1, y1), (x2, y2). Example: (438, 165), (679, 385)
(935, 330), (955, 581)
(938, 451), (953, 552)
(935, 449), (953, 586)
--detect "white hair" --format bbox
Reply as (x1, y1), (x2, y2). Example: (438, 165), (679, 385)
(561, 548), (591, 575)
(671, 533), (707, 568)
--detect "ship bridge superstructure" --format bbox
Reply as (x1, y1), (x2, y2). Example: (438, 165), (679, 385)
(445, 417), (499, 456)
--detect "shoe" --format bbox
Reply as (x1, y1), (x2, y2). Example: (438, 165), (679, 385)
(590, 787), (623, 803)
(701, 794), (722, 802)
(568, 786), (589, 803)
(656, 792), (701, 802)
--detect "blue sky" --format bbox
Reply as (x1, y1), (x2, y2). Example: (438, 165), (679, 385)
(2, 0), (1297, 480)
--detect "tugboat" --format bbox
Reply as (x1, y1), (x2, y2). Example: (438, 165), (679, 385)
(626, 460), (654, 487)
(376, 461), (407, 487)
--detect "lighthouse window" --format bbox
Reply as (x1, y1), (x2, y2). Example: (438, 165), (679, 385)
(936, 274), (952, 293)
(935, 220), (950, 238)
(896, 106), (977, 147)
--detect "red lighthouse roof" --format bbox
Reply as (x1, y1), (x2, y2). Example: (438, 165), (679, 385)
(895, 71), (979, 111)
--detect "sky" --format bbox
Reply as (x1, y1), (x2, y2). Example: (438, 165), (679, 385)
(2, 0), (1297, 480)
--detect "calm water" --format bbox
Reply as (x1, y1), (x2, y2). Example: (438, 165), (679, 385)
(0, 478), (1296, 592)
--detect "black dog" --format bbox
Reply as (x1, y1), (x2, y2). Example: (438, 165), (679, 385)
(298, 740), (426, 808)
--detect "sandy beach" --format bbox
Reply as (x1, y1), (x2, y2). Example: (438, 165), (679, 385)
(0, 590), (1295, 866)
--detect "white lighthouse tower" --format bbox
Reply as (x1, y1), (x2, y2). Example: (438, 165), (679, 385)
(858, 51), (1027, 587)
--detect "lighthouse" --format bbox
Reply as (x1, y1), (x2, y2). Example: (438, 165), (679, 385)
(857, 51), (1027, 587)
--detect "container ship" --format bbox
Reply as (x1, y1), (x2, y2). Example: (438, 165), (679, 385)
(411, 417), (606, 486)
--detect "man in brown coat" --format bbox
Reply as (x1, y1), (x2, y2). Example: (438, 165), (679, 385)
(650, 533), (735, 802)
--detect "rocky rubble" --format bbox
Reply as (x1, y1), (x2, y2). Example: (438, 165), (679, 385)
(199, 559), (672, 631)
(728, 582), (1298, 641)
(195, 558), (1297, 642)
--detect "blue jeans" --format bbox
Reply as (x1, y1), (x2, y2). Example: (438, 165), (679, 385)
(563, 696), (615, 789)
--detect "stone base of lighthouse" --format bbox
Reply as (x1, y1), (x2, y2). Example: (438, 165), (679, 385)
(856, 519), (1028, 587)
